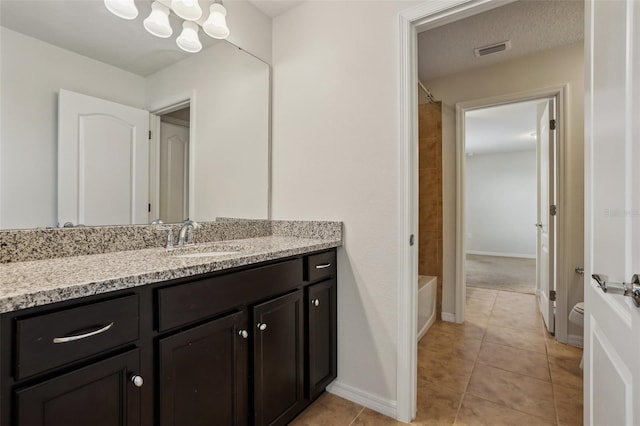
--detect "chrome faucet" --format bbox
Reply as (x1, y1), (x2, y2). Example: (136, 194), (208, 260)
(178, 220), (198, 246)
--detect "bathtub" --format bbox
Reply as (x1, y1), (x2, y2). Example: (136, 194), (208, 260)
(418, 275), (437, 342)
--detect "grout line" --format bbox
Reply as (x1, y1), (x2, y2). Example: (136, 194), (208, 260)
(347, 406), (366, 426)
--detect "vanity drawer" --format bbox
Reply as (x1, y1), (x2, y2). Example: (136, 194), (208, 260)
(158, 258), (303, 332)
(306, 250), (336, 282)
(15, 294), (139, 380)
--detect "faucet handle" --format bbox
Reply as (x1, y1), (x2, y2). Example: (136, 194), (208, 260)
(156, 225), (174, 249)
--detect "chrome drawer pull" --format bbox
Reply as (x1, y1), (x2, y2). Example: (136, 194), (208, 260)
(315, 263), (332, 269)
(52, 322), (114, 343)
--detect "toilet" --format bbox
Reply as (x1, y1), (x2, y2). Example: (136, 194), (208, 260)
(569, 302), (584, 328)
(569, 302), (584, 369)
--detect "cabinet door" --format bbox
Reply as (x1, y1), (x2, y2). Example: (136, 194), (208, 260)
(15, 349), (141, 426)
(307, 278), (337, 400)
(158, 310), (248, 426)
(253, 290), (304, 426)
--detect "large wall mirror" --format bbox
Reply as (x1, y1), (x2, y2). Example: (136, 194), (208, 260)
(0, 0), (270, 230)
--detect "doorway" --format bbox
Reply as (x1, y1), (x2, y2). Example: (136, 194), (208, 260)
(149, 102), (192, 224)
(460, 96), (559, 335)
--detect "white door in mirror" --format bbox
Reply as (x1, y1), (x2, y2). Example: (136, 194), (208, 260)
(58, 89), (150, 226)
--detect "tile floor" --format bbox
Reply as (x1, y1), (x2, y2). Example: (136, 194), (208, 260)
(291, 287), (583, 425)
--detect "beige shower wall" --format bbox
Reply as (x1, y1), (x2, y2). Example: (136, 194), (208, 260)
(418, 101), (443, 316)
(425, 41), (584, 340)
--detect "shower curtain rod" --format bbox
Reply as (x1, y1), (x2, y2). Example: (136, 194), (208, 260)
(418, 80), (436, 103)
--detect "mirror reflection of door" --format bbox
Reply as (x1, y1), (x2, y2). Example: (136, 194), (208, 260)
(159, 108), (190, 223)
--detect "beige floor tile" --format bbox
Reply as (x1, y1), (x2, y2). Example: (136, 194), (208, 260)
(428, 320), (487, 342)
(419, 328), (482, 361)
(455, 394), (554, 426)
(496, 291), (539, 305)
(418, 348), (475, 393)
(489, 308), (543, 331)
(553, 383), (583, 426)
(545, 339), (583, 361)
(289, 393), (363, 426)
(548, 355), (583, 391)
(351, 408), (406, 425)
(484, 324), (547, 354)
(477, 342), (551, 381)
(413, 381), (463, 425)
(466, 363), (556, 422)
(466, 287), (498, 302)
(465, 297), (495, 314)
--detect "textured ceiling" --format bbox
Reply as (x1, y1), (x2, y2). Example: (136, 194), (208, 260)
(418, 0), (584, 81)
(247, 0), (304, 18)
(1, 0), (223, 77)
(465, 99), (545, 155)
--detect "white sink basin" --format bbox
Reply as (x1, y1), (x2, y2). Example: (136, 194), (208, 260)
(174, 251), (241, 258)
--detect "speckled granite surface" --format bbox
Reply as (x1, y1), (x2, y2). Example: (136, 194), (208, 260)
(0, 220), (296, 263)
(0, 235), (342, 313)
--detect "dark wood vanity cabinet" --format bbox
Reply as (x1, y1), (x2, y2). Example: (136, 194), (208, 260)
(253, 290), (305, 426)
(14, 349), (141, 426)
(0, 248), (337, 426)
(158, 310), (248, 426)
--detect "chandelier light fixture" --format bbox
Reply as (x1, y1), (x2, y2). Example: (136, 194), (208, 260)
(104, 0), (230, 54)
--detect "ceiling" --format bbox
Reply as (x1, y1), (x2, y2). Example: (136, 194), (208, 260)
(247, 0), (304, 18)
(465, 100), (544, 155)
(0, 0), (305, 77)
(418, 0), (584, 82)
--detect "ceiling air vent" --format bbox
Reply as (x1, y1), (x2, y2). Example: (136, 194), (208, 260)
(474, 40), (511, 57)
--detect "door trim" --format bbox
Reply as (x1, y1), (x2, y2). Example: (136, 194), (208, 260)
(397, 0), (518, 422)
(148, 92), (196, 222)
(453, 86), (568, 343)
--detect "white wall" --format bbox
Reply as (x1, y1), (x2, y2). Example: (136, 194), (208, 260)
(146, 41), (270, 221)
(0, 27), (146, 229)
(466, 150), (537, 258)
(426, 42), (584, 335)
(272, 0), (420, 412)
(224, 0), (272, 64)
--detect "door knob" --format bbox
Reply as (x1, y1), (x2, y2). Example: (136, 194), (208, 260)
(311, 299), (320, 307)
(257, 323), (267, 331)
(238, 329), (248, 338)
(592, 274), (640, 307)
(130, 375), (144, 388)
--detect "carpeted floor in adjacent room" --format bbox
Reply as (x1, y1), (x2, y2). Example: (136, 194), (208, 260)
(465, 254), (536, 294)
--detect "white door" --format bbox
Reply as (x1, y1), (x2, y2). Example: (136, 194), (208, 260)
(584, 0), (640, 425)
(58, 90), (149, 226)
(159, 121), (189, 223)
(537, 99), (556, 334)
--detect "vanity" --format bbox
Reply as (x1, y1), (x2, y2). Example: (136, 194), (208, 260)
(0, 221), (341, 426)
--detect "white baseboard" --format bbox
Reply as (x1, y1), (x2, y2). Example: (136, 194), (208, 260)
(326, 381), (397, 419)
(441, 312), (456, 322)
(567, 334), (584, 348)
(466, 250), (536, 259)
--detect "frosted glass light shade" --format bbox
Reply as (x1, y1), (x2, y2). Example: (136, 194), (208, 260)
(176, 21), (202, 53)
(104, 0), (138, 20)
(203, 3), (230, 39)
(144, 2), (173, 38)
(171, 0), (202, 21)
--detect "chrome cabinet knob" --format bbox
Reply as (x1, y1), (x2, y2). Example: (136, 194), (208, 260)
(130, 375), (144, 388)
(311, 299), (320, 307)
(257, 323), (267, 331)
(238, 329), (248, 338)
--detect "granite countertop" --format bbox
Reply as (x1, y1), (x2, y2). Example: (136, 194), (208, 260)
(0, 235), (341, 314)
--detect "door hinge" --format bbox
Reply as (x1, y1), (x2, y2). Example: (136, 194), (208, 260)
(148, 203), (151, 213)
(550, 205), (557, 216)
(549, 290), (557, 302)
(149, 130), (152, 140)
(550, 119), (556, 130)
(409, 234), (415, 246)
